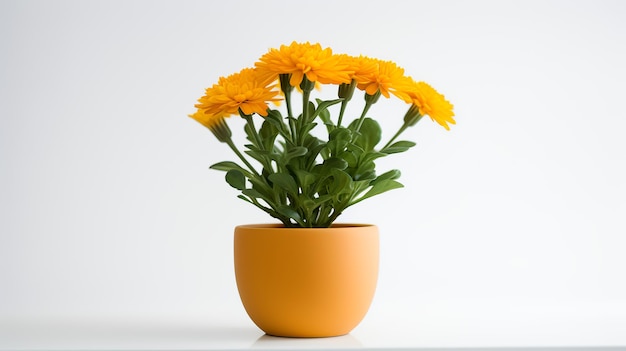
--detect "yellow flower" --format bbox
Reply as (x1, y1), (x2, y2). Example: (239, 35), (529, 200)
(195, 67), (281, 118)
(188, 109), (232, 142)
(189, 108), (223, 129)
(408, 81), (456, 130)
(255, 41), (353, 87)
(355, 58), (412, 100)
(341, 55), (378, 84)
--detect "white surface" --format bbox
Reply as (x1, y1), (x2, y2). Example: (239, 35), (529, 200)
(1, 299), (626, 349)
(2, 0), (626, 349)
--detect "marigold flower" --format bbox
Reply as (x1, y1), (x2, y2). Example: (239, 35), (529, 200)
(189, 108), (222, 129)
(188, 109), (232, 142)
(355, 58), (412, 100)
(342, 55), (378, 86)
(255, 41), (353, 87)
(408, 81), (456, 130)
(195, 67), (281, 118)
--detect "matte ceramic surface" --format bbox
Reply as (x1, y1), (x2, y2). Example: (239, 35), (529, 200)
(234, 224), (379, 337)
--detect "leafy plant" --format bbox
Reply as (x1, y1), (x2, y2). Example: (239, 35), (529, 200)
(189, 42), (455, 228)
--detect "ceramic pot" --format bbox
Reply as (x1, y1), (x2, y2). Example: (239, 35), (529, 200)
(234, 223), (379, 337)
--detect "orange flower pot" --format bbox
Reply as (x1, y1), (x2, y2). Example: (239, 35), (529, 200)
(234, 223), (379, 337)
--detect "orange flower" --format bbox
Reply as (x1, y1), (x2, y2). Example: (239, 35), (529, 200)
(341, 55), (378, 84)
(189, 108), (225, 129)
(189, 109), (232, 142)
(408, 81), (456, 130)
(255, 41), (353, 87)
(195, 67), (281, 118)
(354, 58), (412, 100)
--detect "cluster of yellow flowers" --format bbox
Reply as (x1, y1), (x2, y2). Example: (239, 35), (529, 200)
(190, 41), (455, 132)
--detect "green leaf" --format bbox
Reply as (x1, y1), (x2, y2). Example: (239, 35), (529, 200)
(326, 127), (352, 155)
(329, 127), (352, 142)
(346, 142), (364, 155)
(244, 147), (269, 164)
(352, 159), (376, 181)
(356, 179), (404, 203)
(265, 109), (290, 136)
(210, 161), (248, 174)
(237, 195), (254, 204)
(242, 188), (264, 199)
(268, 173), (299, 195)
(312, 194), (333, 207)
(328, 169), (353, 195)
(251, 181), (275, 200)
(311, 98), (344, 121)
(360, 151), (386, 165)
(225, 169), (246, 190)
(381, 140), (416, 154)
(339, 151), (357, 167)
(316, 98), (334, 129)
(276, 205), (301, 222)
(304, 141), (327, 166)
(350, 118), (381, 152)
(259, 119), (279, 150)
(372, 169), (401, 183)
(348, 151), (384, 181)
(322, 157), (348, 170)
(281, 146), (308, 164)
(243, 122), (256, 144)
(354, 169), (376, 181)
(293, 170), (316, 191)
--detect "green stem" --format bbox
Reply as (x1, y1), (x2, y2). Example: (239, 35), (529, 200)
(241, 111), (273, 172)
(299, 88), (312, 140)
(297, 76), (315, 145)
(354, 100), (373, 132)
(284, 90), (297, 143)
(346, 179), (374, 207)
(285, 90), (294, 118)
(350, 100), (375, 146)
(336, 80), (356, 128)
(225, 138), (259, 177)
(382, 123), (410, 150)
(241, 113), (263, 148)
(354, 91), (380, 132)
(381, 105), (424, 150)
(316, 204), (334, 227)
(324, 209), (343, 227)
(337, 100), (348, 128)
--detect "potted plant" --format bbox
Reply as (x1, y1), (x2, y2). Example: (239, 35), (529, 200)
(188, 41), (455, 337)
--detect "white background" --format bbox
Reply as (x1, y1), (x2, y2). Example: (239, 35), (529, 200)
(1, 0), (626, 348)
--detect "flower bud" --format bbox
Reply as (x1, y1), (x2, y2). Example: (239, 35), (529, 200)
(279, 74), (294, 96)
(364, 90), (381, 105)
(403, 104), (424, 127)
(210, 117), (233, 143)
(338, 80), (357, 101)
(299, 75), (315, 93)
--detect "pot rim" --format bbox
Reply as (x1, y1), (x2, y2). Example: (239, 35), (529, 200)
(235, 223), (376, 230)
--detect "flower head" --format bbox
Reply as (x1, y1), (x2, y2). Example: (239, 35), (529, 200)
(354, 57), (412, 100)
(189, 108), (223, 129)
(188, 109), (232, 142)
(341, 55), (378, 84)
(195, 67), (281, 118)
(255, 41), (353, 87)
(407, 81), (456, 130)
